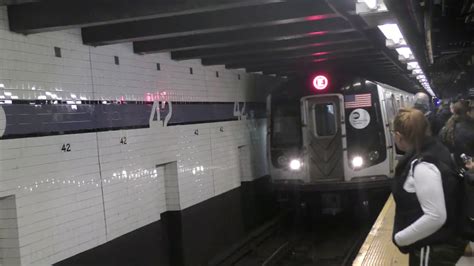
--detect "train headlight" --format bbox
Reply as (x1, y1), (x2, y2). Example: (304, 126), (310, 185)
(289, 159), (302, 171)
(351, 156), (364, 169)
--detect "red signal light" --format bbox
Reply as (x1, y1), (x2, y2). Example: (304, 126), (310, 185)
(312, 75), (328, 90)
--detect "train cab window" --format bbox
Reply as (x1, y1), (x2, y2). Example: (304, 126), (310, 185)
(313, 103), (336, 137)
(271, 102), (301, 147)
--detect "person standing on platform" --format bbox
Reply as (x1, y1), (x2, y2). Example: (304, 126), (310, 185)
(432, 99), (452, 136)
(391, 108), (467, 266)
(413, 92), (436, 133)
(439, 100), (474, 166)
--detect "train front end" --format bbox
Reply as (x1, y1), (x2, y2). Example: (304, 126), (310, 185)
(268, 77), (394, 192)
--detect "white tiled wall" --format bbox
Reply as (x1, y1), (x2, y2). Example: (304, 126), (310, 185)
(0, 195), (21, 266)
(0, 6), (280, 266)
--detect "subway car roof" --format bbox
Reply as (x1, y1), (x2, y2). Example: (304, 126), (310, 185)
(4, 0), (472, 97)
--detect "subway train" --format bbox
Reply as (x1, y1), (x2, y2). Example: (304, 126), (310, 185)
(267, 75), (415, 194)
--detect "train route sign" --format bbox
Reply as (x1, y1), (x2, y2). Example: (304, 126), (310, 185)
(312, 75), (328, 90)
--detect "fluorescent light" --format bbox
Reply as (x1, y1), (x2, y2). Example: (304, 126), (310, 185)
(378, 24), (406, 45)
(407, 62), (420, 70)
(359, 0), (377, 10)
(412, 69), (423, 75)
(356, 0), (387, 13)
(396, 47), (413, 58)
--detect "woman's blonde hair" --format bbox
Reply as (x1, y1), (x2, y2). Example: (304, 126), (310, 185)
(393, 108), (431, 154)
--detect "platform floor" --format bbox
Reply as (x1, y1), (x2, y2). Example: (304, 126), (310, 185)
(353, 195), (474, 266)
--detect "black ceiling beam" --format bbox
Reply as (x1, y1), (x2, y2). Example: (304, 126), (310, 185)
(266, 59), (404, 74)
(230, 53), (386, 72)
(225, 50), (385, 69)
(0, 0), (38, 5)
(170, 31), (363, 61)
(243, 54), (388, 72)
(251, 61), (392, 75)
(133, 18), (353, 54)
(269, 64), (402, 78)
(82, 0), (336, 46)
(201, 40), (372, 66)
(253, 58), (394, 74)
(8, 0), (292, 34)
(265, 64), (373, 76)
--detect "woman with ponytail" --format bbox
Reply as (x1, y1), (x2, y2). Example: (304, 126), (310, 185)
(391, 108), (467, 265)
(439, 101), (470, 147)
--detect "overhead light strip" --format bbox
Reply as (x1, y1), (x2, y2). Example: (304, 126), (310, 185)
(377, 23), (435, 96)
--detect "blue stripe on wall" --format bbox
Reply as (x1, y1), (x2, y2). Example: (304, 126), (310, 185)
(0, 101), (265, 139)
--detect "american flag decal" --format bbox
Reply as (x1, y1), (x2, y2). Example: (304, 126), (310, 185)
(344, 94), (372, 109)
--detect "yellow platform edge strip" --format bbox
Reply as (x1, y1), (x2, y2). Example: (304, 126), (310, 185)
(353, 195), (408, 266)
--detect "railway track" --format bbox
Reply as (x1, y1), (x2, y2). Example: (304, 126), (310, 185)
(211, 210), (372, 266)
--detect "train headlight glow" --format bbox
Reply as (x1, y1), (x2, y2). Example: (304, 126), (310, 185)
(289, 159), (302, 171)
(352, 156), (364, 169)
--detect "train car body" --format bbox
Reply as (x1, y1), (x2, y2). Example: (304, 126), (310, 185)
(267, 77), (415, 193)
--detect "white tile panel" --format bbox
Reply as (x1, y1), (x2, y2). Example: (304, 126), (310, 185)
(0, 5), (279, 265)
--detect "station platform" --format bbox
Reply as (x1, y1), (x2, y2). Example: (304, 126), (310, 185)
(354, 195), (474, 266)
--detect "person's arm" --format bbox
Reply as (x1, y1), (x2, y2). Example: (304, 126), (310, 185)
(394, 162), (447, 246)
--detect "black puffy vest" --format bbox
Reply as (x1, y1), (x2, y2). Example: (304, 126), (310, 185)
(392, 137), (462, 253)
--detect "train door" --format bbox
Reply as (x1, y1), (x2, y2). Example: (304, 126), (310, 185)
(301, 95), (344, 182)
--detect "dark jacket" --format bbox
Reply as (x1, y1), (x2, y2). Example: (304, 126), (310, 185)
(432, 108), (452, 136)
(453, 119), (474, 158)
(392, 138), (462, 253)
(440, 118), (474, 167)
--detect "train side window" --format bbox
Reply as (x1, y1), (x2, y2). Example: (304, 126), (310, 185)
(312, 103), (336, 137)
(391, 95), (397, 115)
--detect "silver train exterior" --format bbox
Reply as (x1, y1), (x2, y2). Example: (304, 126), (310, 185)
(267, 79), (415, 192)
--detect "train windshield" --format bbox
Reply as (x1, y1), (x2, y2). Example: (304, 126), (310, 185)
(271, 102), (301, 147)
(313, 103), (336, 136)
